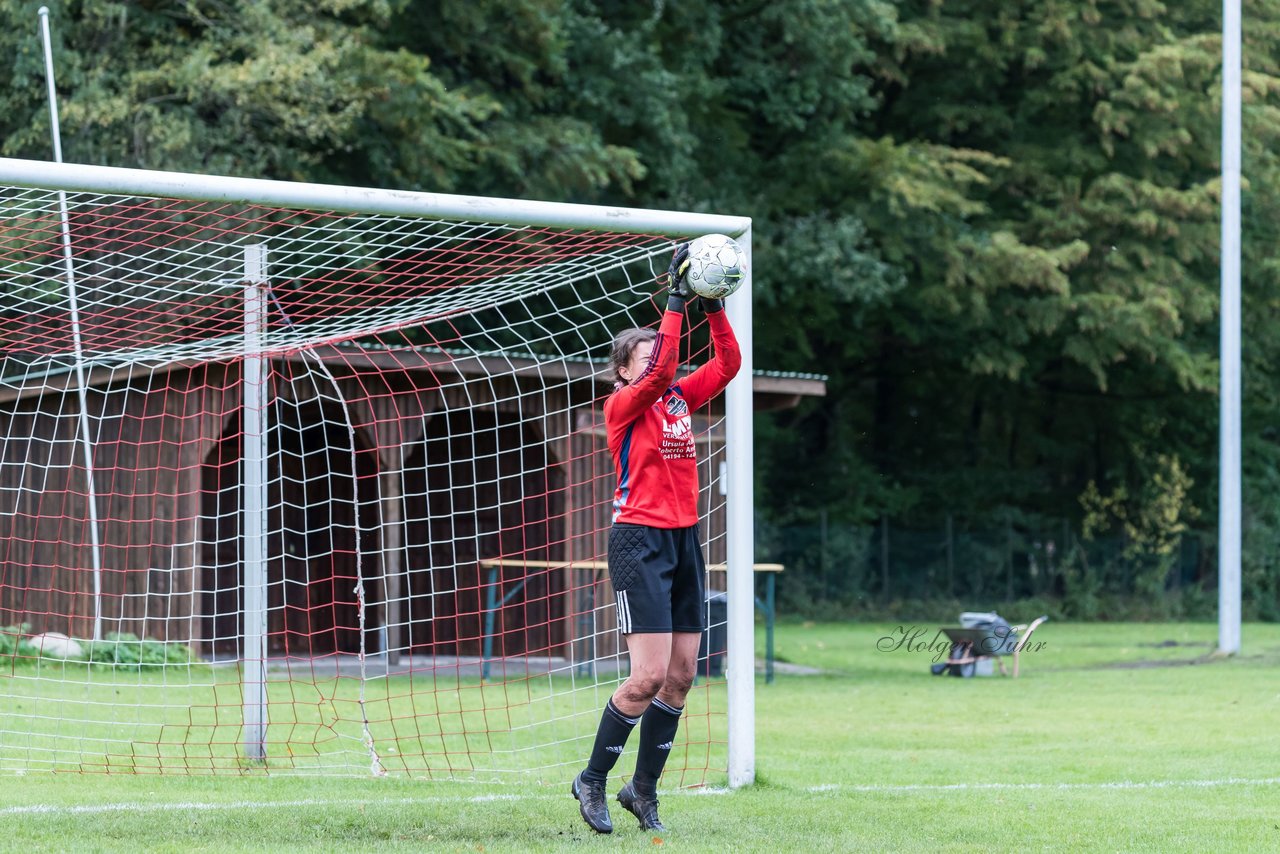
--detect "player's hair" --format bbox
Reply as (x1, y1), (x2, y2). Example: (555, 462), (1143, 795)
(608, 327), (658, 387)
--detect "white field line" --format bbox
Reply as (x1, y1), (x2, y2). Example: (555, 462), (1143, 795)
(0, 795), (519, 817)
(816, 777), (1280, 794)
(2, 777), (1278, 817)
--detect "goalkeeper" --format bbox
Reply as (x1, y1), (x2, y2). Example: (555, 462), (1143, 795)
(571, 242), (742, 834)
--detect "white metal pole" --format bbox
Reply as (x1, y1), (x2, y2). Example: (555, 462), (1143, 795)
(242, 244), (270, 759)
(725, 225), (755, 788)
(1219, 0), (1242, 655)
(40, 5), (104, 642)
(0, 157), (750, 239)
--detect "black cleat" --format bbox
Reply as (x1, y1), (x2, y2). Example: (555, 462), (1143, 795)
(571, 771), (613, 834)
(617, 780), (665, 831)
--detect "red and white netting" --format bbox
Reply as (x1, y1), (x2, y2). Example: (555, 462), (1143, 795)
(0, 184), (731, 782)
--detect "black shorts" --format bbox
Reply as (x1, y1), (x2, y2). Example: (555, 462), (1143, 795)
(607, 523), (707, 634)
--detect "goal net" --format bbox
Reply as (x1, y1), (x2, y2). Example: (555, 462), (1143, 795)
(0, 160), (754, 784)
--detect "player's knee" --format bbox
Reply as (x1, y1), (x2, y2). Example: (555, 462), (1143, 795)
(620, 668), (664, 702)
(664, 669), (695, 699)
(618, 683), (659, 707)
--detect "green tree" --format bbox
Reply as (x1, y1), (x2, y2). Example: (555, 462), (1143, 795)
(0, 0), (494, 182)
(6, 0), (1280, 613)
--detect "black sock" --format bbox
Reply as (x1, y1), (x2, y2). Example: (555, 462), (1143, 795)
(631, 697), (682, 795)
(582, 699), (640, 784)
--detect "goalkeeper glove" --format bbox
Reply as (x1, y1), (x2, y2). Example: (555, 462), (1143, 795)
(698, 297), (724, 313)
(666, 242), (692, 310)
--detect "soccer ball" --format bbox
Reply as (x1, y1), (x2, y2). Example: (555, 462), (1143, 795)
(684, 233), (747, 300)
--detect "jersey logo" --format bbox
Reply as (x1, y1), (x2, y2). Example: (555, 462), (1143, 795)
(660, 412), (696, 460)
(665, 397), (688, 417)
(663, 415), (692, 440)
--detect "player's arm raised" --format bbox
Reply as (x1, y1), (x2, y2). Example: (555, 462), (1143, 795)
(605, 244), (690, 423)
(676, 292), (741, 411)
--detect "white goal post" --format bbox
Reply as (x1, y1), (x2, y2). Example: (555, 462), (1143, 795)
(0, 157), (756, 787)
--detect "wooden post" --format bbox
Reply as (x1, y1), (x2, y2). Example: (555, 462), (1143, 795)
(1005, 513), (1014, 601)
(820, 507), (829, 593)
(880, 515), (890, 596)
(945, 514), (955, 597)
(380, 468), (404, 666)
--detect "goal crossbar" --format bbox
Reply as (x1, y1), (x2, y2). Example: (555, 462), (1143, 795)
(0, 158), (750, 238)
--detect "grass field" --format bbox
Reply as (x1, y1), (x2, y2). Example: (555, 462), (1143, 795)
(2, 620), (1277, 852)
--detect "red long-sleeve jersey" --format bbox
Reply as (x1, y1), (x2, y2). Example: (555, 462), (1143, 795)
(605, 308), (742, 528)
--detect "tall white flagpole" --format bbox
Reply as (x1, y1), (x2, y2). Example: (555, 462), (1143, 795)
(1219, 0), (1242, 655)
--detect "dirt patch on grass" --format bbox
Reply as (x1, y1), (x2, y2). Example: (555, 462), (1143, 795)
(1097, 656), (1216, 670)
(758, 660), (825, 676)
(1088, 649), (1280, 670)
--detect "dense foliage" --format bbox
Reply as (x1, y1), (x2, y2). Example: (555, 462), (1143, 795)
(2, 0), (1278, 618)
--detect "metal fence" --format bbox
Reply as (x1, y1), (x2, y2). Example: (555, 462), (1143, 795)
(757, 514), (1209, 615)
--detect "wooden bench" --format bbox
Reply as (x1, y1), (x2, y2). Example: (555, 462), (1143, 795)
(477, 559), (783, 683)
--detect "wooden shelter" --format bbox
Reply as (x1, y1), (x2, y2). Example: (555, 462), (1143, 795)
(0, 333), (824, 664)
